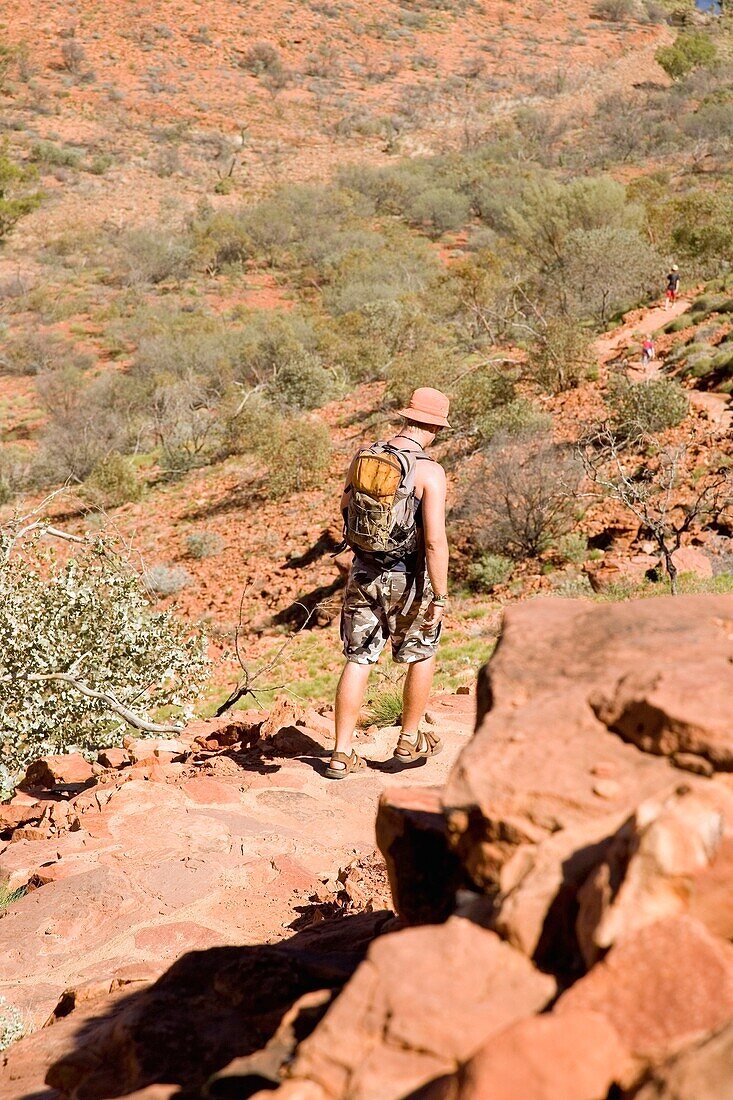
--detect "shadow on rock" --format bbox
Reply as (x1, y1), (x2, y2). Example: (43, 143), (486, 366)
(40, 912), (394, 1100)
(271, 579), (343, 630)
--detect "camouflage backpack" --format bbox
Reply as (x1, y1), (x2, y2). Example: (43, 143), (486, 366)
(343, 442), (429, 563)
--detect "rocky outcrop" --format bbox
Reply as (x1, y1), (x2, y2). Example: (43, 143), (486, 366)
(5, 595), (733, 1099)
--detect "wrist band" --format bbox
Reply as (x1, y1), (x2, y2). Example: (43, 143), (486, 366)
(433, 595), (448, 605)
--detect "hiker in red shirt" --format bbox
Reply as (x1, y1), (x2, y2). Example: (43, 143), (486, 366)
(665, 266), (680, 310)
(641, 337), (655, 367)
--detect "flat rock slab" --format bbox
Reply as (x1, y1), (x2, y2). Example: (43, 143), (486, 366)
(0, 694), (473, 1030)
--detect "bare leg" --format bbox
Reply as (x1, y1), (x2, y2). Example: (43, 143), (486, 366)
(400, 655), (436, 738)
(332, 660), (371, 767)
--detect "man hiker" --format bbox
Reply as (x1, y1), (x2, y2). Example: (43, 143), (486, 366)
(327, 387), (450, 779)
(665, 265), (680, 310)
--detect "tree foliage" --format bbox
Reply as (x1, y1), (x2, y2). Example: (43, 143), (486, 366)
(0, 140), (41, 241)
(656, 31), (717, 81)
(0, 523), (208, 793)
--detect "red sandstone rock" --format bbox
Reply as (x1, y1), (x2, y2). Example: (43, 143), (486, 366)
(286, 918), (555, 1099)
(630, 1021), (733, 1100)
(591, 664), (733, 768)
(444, 596), (733, 891)
(122, 736), (187, 764)
(260, 697), (304, 740)
(671, 546), (713, 580)
(45, 912), (391, 1098)
(459, 1011), (631, 1100)
(376, 786), (466, 926)
(187, 710), (263, 750)
(493, 812), (625, 969)
(97, 747), (131, 769)
(20, 752), (95, 790)
(269, 725), (331, 756)
(556, 916), (733, 1062)
(0, 802), (43, 832)
(576, 788), (730, 967)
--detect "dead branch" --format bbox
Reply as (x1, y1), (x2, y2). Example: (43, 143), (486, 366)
(216, 593), (326, 716)
(0, 671), (182, 733)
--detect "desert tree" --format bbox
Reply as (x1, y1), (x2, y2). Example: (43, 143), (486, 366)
(578, 426), (732, 594)
(0, 498), (208, 792)
(456, 429), (582, 559)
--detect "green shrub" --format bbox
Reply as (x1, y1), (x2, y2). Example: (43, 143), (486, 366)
(186, 531), (224, 559)
(465, 552), (513, 592)
(0, 330), (93, 376)
(551, 573), (595, 598)
(256, 416), (332, 498)
(456, 430), (581, 559)
(365, 681), (403, 727)
(656, 31), (717, 81)
(591, 0), (635, 21)
(404, 185), (470, 238)
(385, 348), (455, 410)
(527, 319), (594, 393)
(0, 140), (42, 241)
(663, 314), (692, 334)
(83, 452), (143, 509)
(453, 365), (516, 435)
(29, 139), (81, 169)
(143, 564), (193, 598)
(35, 369), (137, 483)
(190, 209), (250, 272)
(555, 532), (588, 564)
(0, 448), (34, 504)
(476, 398), (551, 445)
(671, 188), (733, 275)
(265, 352), (341, 411)
(116, 227), (193, 286)
(609, 377), (689, 442)
(0, 996), (24, 1051)
(0, 533), (208, 792)
(561, 226), (662, 325)
(220, 395), (276, 457)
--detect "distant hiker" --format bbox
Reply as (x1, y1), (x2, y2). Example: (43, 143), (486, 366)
(641, 337), (655, 366)
(665, 265), (680, 310)
(327, 387), (450, 779)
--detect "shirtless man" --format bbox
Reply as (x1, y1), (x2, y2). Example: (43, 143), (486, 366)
(327, 387), (450, 778)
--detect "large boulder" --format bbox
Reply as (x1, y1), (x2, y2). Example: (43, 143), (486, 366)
(375, 786), (466, 926)
(443, 596), (733, 892)
(283, 917), (555, 1100)
(44, 912), (391, 1099)
(459, 1011), (631, 1100)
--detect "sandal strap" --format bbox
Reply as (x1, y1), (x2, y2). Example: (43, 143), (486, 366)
(330, 752), (352, 764)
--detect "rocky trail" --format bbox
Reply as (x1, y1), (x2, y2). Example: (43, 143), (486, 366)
(0, 692), (475, 1100)
(596, 296), (733, 433)
(3, 594), (733, 1100)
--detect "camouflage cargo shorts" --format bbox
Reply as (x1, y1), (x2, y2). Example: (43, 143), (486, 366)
(340, 558), (442, 665)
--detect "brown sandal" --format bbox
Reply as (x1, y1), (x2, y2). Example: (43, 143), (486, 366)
(393, 729), (442, 762)
(326, 750), (366, 780)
